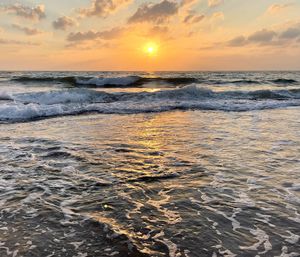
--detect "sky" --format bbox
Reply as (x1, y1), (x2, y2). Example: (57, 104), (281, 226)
(0, 0), (300, 71)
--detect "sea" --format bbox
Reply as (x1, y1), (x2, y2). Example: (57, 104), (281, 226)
(0, 71), (299, 257)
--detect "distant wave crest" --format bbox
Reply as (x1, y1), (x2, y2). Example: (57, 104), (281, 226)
(12, 75), (198, 87)
(11, 75), (298, 87)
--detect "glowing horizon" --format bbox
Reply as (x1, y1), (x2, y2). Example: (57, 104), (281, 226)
(0, 0), (300, 71)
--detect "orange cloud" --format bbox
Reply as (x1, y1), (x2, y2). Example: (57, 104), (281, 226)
(67, 27), (124, 42)
(227, 22), (300, 47)
(1, 4), (46, 20)
(0, 38), (40, 46)
(266, 3), (293, 14)
(183, 13), (205, 24)
(208, 0), (224, 8)
(79, 0), (132, 18)
(210, 12), (224, 23)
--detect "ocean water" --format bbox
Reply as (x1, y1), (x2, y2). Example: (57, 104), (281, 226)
(0, 71), (299, 257)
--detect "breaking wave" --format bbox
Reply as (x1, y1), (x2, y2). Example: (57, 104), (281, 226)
(1, 85), (300, 123)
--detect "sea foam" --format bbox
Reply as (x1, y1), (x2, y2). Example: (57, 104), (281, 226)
(1, 85), (300, 123)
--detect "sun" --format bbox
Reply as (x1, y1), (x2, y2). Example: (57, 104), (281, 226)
(147, 46), (154, 54)
(144, 42), (158, 56)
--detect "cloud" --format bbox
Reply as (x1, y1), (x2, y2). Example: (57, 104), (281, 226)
(0, 38), (39, 46)
(227, 23), (300, 47)
(266, 3), (293, 14)
(149, 25), (169, 35)
(227, 35), (247, 47)
(280, 23), (300, 39)
(210, 11), (224, 22)
(65, 41), (111, 50)
(2, 4), (46, 20)
(184, 13), (205, 24)
(67, 27), (124, 42)
(248, 29), (277, 43)
(208, 0), (224, 7)
(68, 31), (99, 41)
(128, 0), (179, 23)
(180, 0), (199, 7)
(53, 16), (77, 30)
(146, 25), (174, 40)
(79, 0), (131, 18)
(12, 24), (43, 36)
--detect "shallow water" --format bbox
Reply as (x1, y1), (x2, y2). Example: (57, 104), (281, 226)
(0, 72), (300, 256)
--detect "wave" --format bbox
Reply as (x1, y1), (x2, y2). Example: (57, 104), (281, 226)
(10, 75), (299, 87)
(211, 79), (260, 85)
(205, 78), (299, 85)
(13, 89), (115, 105)
(12, 75), (198, 87)
(13, 86), (300, 105)
(75, 76), (141, 87)
(1, 85), (300, 123)
(12, 76), (299, 87)
(0, 92), (12, 101)
(12, 76), (78, 85)
(271, 79), (298, 84)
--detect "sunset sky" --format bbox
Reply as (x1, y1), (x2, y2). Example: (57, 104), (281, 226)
(0, 0), (300, 70)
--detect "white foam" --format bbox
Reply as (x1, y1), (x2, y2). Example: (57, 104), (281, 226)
(217, 248), (237, 257)
(240, 227), (272, 254)
(275, 246), (299, 257)
(14, 89), (107, 105)
(60, 196), (81, 219)
(1, 86), (300, 123)
(0, 103), (66, 121)
(235, 192), (256, 208)
(280, 231), (299, 244)
(70, 241), (84, 250)
(156, 238), (180, 257)
(190, 197), (242, 231)
(0, 91), (12, 101)
(147, 189), (182, 225)
(21, 192), (43, 204)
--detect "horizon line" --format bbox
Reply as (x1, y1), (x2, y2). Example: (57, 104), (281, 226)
(1, 69), (300, 72)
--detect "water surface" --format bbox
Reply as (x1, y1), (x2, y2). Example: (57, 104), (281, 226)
(0, 71), (299, 256)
